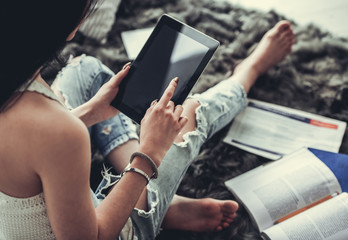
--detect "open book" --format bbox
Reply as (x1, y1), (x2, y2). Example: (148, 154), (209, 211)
(225, 148), (348, 240)
(223, 99), (346, 160)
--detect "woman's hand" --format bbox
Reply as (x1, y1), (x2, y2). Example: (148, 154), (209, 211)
(89, 63), (131, 121)
(72, 63), (130, 127)
(139, 77), (189, 166)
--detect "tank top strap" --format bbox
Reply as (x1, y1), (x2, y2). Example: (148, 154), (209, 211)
(18, 80), (64, 106)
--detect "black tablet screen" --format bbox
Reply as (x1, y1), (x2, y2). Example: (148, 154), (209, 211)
(121, 24), (209, 115)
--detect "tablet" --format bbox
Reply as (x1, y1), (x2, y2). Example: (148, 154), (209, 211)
(112, 14), (220, 124)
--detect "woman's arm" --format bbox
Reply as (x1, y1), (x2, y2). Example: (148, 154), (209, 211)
(36, 78), (187, 239)
(35, 107), (152, 239)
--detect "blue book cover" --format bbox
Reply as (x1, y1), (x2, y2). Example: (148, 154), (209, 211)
(309, 148), (348, 192)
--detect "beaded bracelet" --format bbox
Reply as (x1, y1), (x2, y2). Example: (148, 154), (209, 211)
(130, 152), (158, 179)
(122, 165), (150, 184)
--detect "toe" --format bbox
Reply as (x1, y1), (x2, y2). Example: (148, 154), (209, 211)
(281, 29), (295, 41)
(276, 20), (291, 32)
(222, 201), (239, 213)
(215, 225), (223, 231)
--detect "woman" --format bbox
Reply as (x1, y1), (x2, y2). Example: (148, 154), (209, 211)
(0, 0), (294, 239)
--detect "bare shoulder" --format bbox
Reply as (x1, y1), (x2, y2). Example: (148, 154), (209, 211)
(0, 91), (91, 197)
(5, 91), (91, 171)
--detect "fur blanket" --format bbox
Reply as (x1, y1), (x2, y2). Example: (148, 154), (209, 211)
(60, 0), (348, 239)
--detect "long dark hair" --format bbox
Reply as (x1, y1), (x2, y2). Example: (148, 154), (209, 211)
(0, 0), (98, 111)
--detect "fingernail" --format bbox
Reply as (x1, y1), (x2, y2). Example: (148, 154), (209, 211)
(151, 99), (158, 106)
(122, 62), (131, 70)
(172, 77), (179, 83)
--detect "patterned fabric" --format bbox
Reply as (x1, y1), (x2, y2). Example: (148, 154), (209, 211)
(78, 0), (122, 43)
(0, 192), (55, 240)
(18, 80), (63, 105)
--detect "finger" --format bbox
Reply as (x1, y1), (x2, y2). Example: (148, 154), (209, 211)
(173, 105), (184, 119)
(157, 77), (178, 108)
(122, 62), (132, 70)
(108, 64), (131, 88)
(166, 101), (175, 110)
(178, 116), (188, 129)
(145, 99), (158, 117)
(150, 99), (158, 107)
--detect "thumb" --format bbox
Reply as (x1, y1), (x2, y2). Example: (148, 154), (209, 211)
(109, 63), (131, 88)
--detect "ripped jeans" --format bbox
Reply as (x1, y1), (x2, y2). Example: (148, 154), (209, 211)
(52, 55), (247, 240)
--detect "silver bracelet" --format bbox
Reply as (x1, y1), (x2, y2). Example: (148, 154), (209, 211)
(130, 152), (158, 179)
(122, 165), (150, 184)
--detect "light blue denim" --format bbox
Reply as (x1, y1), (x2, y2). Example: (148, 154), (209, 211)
(53, 55), (247, 240)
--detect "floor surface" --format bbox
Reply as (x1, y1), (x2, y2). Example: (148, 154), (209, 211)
(224, 0), (348, 38)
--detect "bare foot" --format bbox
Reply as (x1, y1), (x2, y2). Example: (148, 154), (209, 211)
(162, 195), (239, 232)
(235, 20), (295, 76)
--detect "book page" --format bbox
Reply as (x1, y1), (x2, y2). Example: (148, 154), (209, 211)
(121, 27), (154, 59)
(262, 193), (348, 240)
(225, 148), (341, 232)
(223, 99), (346, 160)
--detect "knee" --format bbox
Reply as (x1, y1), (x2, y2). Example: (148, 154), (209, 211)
(62, 54), (114, 87)
(182, 98), (200, 117)
(69, 55), (102, 72)
(174, 99), (201, 143)
(183, 98), (200, 108)
(53, 55), (103, 88)
(69, 55), (83, 66)
(51, 55), (113, 108)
